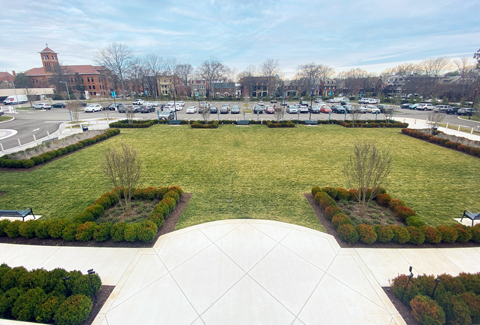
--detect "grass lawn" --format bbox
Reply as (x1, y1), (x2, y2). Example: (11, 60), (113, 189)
(1, 124), (479, 232)
(0, 116), (13, 122)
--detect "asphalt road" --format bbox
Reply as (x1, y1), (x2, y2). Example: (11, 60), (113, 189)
(1, 100), (479, 151)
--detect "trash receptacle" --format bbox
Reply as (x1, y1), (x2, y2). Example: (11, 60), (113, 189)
(82, 125), (88, 132)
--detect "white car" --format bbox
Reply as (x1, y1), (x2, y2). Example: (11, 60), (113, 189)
(366, 105), (380, 113)
(33, 103), (52, 110)
(132, 99), (144, 105)
(84, 104), (103, 112)
(286, 105), (298, 114)
(416, 103), (434, 111)
(167, 101), (175, 106)
(186, 106), (197, 114)
(177, 101), (185, 107)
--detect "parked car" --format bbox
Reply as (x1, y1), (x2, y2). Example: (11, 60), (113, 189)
(177, 101), (185, 107)
(416, 103), (434, 111)
(52, 102), (66, 108)
(331, 105), (345, 114)
(186, 106), (197, 114)
(84, 104), (103, 112)
(366, 105), (380, 113)
(321, 106), (332, 113)
(265, 106), (275, 114)
(299, 105), (309, 113)
(433, 105), (452, 113)
(253, 105), (264, 114)
(286, 105), (298, 114)
(118, 105), (127, 113)
(210, 106), (218, 114)
(271, 99), (277, 103)
(258, 101), (264, 106)
(139, 105), (154, 113)
(299, 101), (309, 107)
(220, 106), (230, 114)
(314, 98), (323, 103)
(33, 103), (52, 110)
(133, 99), (144, 105)
(310, 105), (321, 114)
(409, 104), (419, 110)
(357, 106), (367, 113)
(159, 109), (174, 120)
(152, 102), (160, 107)
(400, 103), (411, 109)
(231, 106), (240, 114)
(457, 108), (473, 116)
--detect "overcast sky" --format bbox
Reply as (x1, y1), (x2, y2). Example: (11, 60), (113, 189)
(1, 0), (479, 78)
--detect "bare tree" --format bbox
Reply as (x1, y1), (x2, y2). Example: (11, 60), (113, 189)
(238, 65), (257, 79)
(144, 54), (164, 98)
(382, 105), (396, 122)
(175, 63), (193, 86)
(95, 42), (134, 99)
(126, 106), (135, 123)
(343, 140), (392, 216)
(201, 105), (211, 123)
(426, 111), (446, 134)
(273, 105), (284, 122)
(197, 57), (228, 100)
(225, 66), (238, 83)
(127, 58), (147, 96)
(260, 59), (281, 97)
(67, 100), (83, 125)
(349, 104), (362, 126)
(102, 143), (142, 216)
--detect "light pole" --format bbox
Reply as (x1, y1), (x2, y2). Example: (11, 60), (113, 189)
(87, 269), (98, 303)
(60, 81), (70, 101)
(309, 87), (314, 120)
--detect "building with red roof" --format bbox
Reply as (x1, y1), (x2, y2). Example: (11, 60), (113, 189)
(25, 46), (112, 98)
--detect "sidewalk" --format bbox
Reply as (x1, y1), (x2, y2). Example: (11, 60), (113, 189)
(394, 117), (480, 141)
(1, 219), (479, 324)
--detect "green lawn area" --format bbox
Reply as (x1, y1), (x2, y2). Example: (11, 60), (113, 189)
(1, 124), (479, 232)
(0, 116), (14, 122)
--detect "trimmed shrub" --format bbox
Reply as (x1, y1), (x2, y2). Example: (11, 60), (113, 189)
(389, 198), (406, 210)
(84, 204), (104, 219)
(406, 226), (425, 245)
(410, 294), (446, 325)
(162, 197), (176, 212)
(54, 295), (93, 325)
(1, 266), (28, 291)
(47, 219), (69, 239)
(324, 206), (342, 220)
(406, 216), (425, 227)
(5, 220), (22, 239)
(137, 221), (158, 243)
(332, 214), (351, 229)
(34, 294), (65, 323)
(337, 224), (359, 244)
(437, 274), (466, 295)
(71, 274), (101, 297)
(19, 220), (40, 239)
(311, 186), (322, 197)
(111, 222), (127, 242)
(375, 193), (392, 207)
(394, 205), (416, 221)
(0, 287), (25, 318)
(164, 190), (180, 204)
(147, 211), (165, 227)
(437, 226), (458, 243)
(314, 191), (330, 205)
(375, 225), (394, 243)
(318, 196), (336, 210)
(348, 188), (359, 201)
(356, 224), (377, 244)
(0, 219), (10, 236)
(62, 223), (80, 242)
(75, 222), (95, 242)
(420, 226), (442, 244)
(451, 224), (472, 243)
(472, 224), (480, 243)
(322, 187), (338, 199)
(156, 187), (169, 200)
(457, 272), (480, 295)
(459, 292), (480, 324)
(336, 188), (351, 201)
(12, 287), (46, 321)
(390, 225), (411, 244)
(437, 292), (471, 325)
(35, 220), (52, 239)
(72, 211), (95, 224)
(94, 222), (111, 242)
(124, 224), (137, 242)
(168, 185), (184, 196)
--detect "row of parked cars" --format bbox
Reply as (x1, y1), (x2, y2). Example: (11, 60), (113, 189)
(400, 103), (475, 116)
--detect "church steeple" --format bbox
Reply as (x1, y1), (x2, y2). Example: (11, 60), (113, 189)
(39, 45), (59, 74)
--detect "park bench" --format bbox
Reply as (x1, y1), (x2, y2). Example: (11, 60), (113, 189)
(237, 120), (250, 126)
(461, 210), (480, 226)
(305, 120), (319, 126)
(0, 208), (35, 222)
(168, 120), (182, 125)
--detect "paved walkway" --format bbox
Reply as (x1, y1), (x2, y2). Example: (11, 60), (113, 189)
(2, 219), (480, 325)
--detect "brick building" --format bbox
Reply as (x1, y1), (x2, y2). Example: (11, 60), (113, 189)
(189, 80), (209, 97)
(24, 46), (112, 98)
(212, 82), (236, 97)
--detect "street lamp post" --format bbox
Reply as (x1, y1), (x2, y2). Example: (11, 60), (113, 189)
(309, 87), (314, 120)
(87, 269), (98, 303)
(60, 81), (70, 101)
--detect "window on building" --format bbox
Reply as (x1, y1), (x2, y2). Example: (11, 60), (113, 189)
(91, 78), (95, 83)
(94, 92), (96, 95)
(87, 77), (90, 82)
(81, 78), (84, 82)
(89, 85), (91, 89)
(93, 85), (95, 89)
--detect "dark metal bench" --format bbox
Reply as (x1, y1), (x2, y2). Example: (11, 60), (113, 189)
(305, 120), (319, 125)
(168, 120), (182, 125)
(0, 208), (35, 221)
(461, 210), (480, 226)
(237, 120), (250, 126)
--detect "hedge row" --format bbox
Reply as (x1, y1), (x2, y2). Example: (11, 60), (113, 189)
(109, 119), (189, 128)
(0, 129), (120, 169)
(311, 186), (480, 246)
(391, 272), (480, 325)
(191, 121), (219, 128)
(266, 121), (296, 128)
(0, 263), (101, 325)
(0, 185), (184, 244)
(402, 128), (480, 158)
(338, 121), (408, 128)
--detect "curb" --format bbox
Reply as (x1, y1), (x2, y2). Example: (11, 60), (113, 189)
(0, 116), (15, 124)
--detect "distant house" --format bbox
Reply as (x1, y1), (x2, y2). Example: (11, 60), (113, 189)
(24, 46), (112, 98)
(190, 80), (209, 97)
(212, 82), (236, 97)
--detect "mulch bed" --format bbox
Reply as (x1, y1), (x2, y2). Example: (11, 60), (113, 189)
(0, 133), (119, 172)
(382, 287), (420, 325)
(81, 285), (115, 325)
(304, 193), (480, 249)
(0, 193), (192, 248)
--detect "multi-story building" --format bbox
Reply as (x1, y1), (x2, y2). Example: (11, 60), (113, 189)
(189, 80), (209, 97)
(25, 46), (112, 98)
(156, 75), (184, 97)
(212, 82), (236, 97)
(240, 76), (280, 98)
